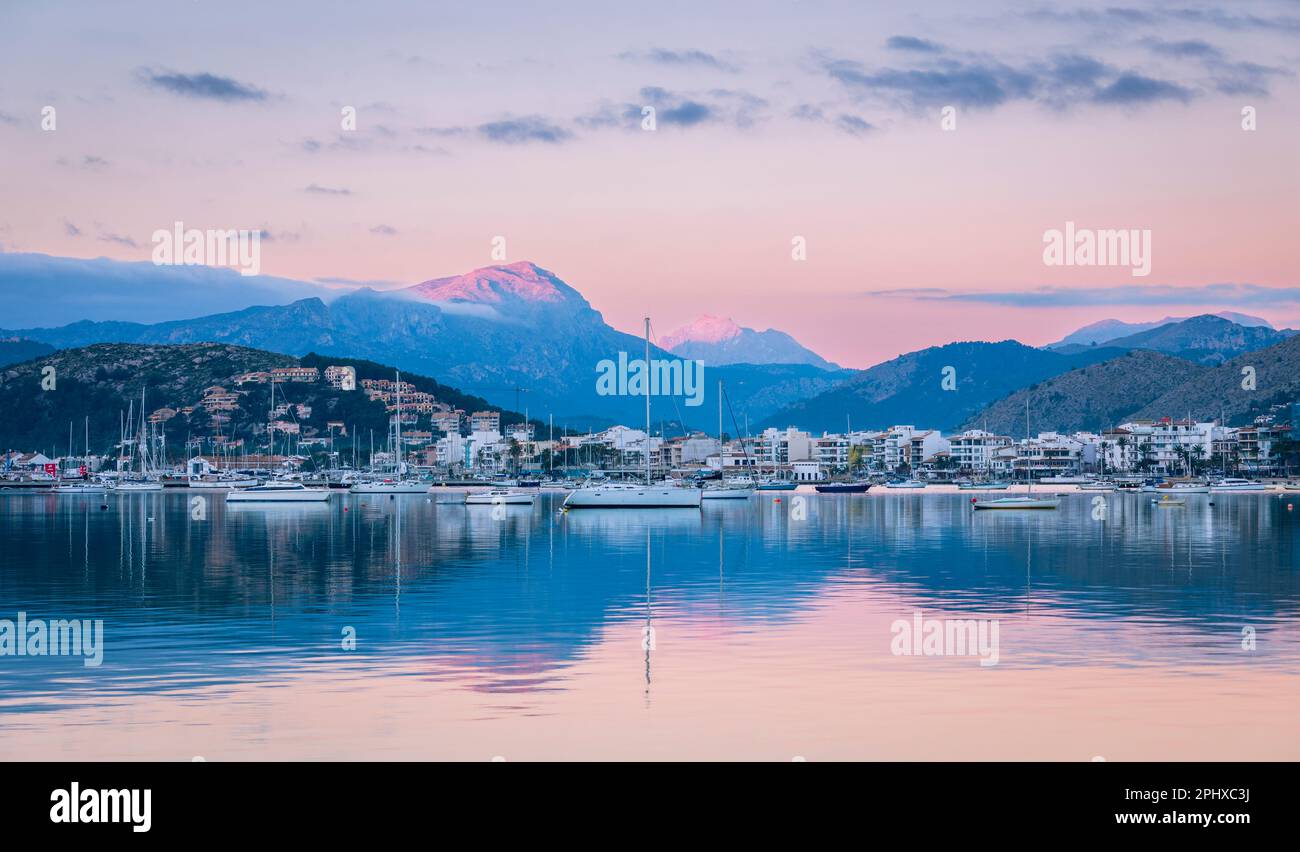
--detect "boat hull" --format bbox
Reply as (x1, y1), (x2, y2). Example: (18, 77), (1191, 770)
(465, 492), (535, 505)
(226, 488), (331, 503)
(701, 488), (754, 499)
(349, 482), (428, 494)
(563, 486), (703, 509)
(815, 483), (871, 494)
(973, 497), (1061, 510)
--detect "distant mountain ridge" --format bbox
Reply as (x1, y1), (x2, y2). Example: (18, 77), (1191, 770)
(1049, 314), (1293, 364)
(1, 262), (848, 429)
(759, 340), (1125, 433)
(1048, 311), (1276, 348)
(661, 314), (839, 370)
(959, 351), (1207, 436)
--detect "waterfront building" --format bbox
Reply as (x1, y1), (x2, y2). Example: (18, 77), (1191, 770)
(470, 411), (501, 435)
(948, 430), (1013, 472)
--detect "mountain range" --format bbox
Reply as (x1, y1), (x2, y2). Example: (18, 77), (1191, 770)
(1, 262), (852, 430)
(3, 252), (1296, 437)
(1049, 314), (1293, 364)
(661, 315), (839, 370)
(1047, 311), (1278, 348)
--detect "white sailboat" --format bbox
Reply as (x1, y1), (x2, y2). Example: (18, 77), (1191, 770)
(973, 397), (1060, 510)
(464, 488), (535, 505)
(351, 371), (427, 493)
(227, 380), (330, 502)
(564, 318), (703, 510)
(702, 380), (754, 500)
(116, 388), (164, 492)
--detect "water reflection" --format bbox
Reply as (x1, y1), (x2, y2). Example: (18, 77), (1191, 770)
(0, 490), (1297, 758)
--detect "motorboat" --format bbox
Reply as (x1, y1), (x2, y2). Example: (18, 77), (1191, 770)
(54, 481), (107, 494)
(226, 482), (331, 502)
(1158, 482), (1210, 494)
(755, 480), (797, 491)
(1210, 478), (1268, 492)
(114, 479), (164, 492)
(884, 479), (926, 489)
(349, 478), (428, 494)
(1075, 481), (1115, 491)
(972, 495), (1061, 510)
(188, 474), (259, 489)
(464, 489), (535, 506)
(957, 480), (1012, 490)
(701, 483), (755, 499)
(814, 482), (871, 494)
(563, 482), (703, 509)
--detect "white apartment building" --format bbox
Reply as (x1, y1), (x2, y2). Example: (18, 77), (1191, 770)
(752, 427), (814, 466)
(947, 430), (1013, 472)
(1103, 419), (1217, 474)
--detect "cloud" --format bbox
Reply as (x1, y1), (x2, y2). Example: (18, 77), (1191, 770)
(791, 103), (874, 136)
(1143, 38), (1222, 59)
(1092, 73), (1192, 104)
(886, 36), (943, 53)
(863, 283), (1300, 309)
(369, 224), (398, 236)
(62, 220), (82, 237)
(303, 184), (352, 195)
(619, 48), (738, 72)
(82, 155), (110, 169)
(579, 86), (767, 130)
(139, 69), (268, 102)
(97, 231), (139, 248)
(313, 275), (405, 289)
(828, 57), (1036, 108)
(258, 229), (301, 243)
(0, 111), (18, 126)
(478, 115), (572, 144)
(825, 50), (1198, 111)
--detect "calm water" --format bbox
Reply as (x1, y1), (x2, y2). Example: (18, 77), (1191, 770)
(1, 490), (1297, 760)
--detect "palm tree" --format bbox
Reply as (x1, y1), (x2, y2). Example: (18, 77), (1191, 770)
(1190, 445), (1207, 477)
(1116, 436), (1130, 473)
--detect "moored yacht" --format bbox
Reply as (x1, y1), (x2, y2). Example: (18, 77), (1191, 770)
(1210, 478), (1267, 492)
(226, 482), (332, 503)
(972, 495), (1061, 510)
(464, 488), (535, 506)
(564, 481), (703, 508)
(349, 478), (428, 494)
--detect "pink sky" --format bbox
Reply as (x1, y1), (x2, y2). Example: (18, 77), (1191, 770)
(2, 1), (1298, 367)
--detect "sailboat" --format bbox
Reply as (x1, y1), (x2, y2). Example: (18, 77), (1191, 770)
(56, 417), (106, 494)
(564, 319), (703, 509)
(116, 389), (164, 492)
(351, 371), (428, 493)
(702, 380), (754, 500)
(228, 379), (330, 502)
(973, 397), (1060, 510)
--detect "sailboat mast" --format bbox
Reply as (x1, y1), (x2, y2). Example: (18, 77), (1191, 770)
(395, 370), (402, 477)
(644, 317), (651, 485)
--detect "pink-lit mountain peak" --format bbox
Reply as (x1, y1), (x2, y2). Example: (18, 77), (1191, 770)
(405, 261), (582, 306)
(662, 314), (744, 348)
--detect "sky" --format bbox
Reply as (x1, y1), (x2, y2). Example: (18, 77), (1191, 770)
(1, 0), (1298, 367)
